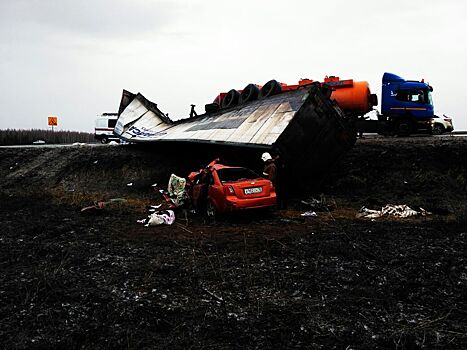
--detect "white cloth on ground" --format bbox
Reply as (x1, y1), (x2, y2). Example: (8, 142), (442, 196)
(146, 210), (176, 226)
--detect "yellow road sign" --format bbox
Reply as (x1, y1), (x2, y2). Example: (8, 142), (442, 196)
(48, 116), (58, 126)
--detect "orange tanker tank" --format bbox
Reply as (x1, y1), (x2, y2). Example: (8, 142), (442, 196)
(324, 76), (377, 116)
(205, 75), (378, 116)
(273, 76), (378, 116)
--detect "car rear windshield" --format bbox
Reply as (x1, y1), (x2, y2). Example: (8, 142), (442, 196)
(217, 168), (261, 183)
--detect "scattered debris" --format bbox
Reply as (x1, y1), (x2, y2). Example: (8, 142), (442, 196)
(300, 196), (336, 211)
(148, 204), (163, 212)
(126, 182), (133, 187)
(357, 204), (431, 219)
(80, 198), (127, 212)
(149, 175), (189, 210)
(300, 211), (317, 217)
(139, 210), (176, 226)
(167, 174), (188, 207)
(135, 176), (189, 227)
(174, 222), (192, 233)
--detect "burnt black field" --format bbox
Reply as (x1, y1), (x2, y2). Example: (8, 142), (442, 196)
(1, 136), (466, 349)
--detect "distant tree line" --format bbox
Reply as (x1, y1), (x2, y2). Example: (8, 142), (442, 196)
(0, 129), (95, 145)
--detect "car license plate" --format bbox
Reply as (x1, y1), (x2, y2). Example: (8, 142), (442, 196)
(244, 187), (262, 195)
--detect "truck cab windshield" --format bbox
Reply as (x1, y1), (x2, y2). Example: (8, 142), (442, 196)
(395, 89), (432, 105)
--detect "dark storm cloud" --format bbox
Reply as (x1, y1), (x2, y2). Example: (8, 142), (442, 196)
(0, 0), (177, 41)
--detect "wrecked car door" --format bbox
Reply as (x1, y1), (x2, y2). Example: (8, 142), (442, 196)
(191, 172), (211, 213)
(207, 171), (225, 212)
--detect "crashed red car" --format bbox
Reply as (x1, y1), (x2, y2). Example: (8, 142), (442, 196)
(187, 159), (276, 216)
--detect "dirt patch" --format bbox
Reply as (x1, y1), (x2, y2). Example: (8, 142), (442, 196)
(1, 137), (466, 349)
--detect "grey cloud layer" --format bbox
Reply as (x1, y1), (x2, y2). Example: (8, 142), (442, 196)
(0, 0), (466, 131)
(0, 0), (176, 40)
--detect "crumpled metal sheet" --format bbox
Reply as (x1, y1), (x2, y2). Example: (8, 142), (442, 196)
(357, 204), (431, 219)
(114, 88), (311, 147)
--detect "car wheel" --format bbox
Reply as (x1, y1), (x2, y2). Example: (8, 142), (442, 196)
(206, 200), (217, 219)
(432, 124), (444, 135)
(100, 137), (108, 144)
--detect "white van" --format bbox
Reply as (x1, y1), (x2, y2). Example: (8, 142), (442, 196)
(95, 113), (119, 144)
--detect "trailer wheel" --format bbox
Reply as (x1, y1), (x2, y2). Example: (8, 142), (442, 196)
(221, 89), (240, 109)
(100, 137), (108, 144)
(259, 80), (282, 99)
(205, 103), (220, 114)
(431, 124), (444, 135)
(396, 119), (412, 136)
(240, 84), (260, 104)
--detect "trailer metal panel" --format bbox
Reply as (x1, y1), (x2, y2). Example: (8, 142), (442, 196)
(115, 89), (312, 147)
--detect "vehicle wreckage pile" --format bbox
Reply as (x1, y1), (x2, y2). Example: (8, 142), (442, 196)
(113, 83), (356, 188)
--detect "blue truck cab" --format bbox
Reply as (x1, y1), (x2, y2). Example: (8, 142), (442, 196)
(381, 73), (434, 135)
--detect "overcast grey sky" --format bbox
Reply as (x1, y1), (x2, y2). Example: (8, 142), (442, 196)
(1, 0), (466, 131)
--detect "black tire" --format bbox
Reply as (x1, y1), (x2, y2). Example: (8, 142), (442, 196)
(240, 84), (260, 104)
(396, 119), (412, 136)
(205, 103), (220, 114)
(432, 124), (444, 135)
(100, 137), (108, 144)
(221, 89), (240, 109)
(370, 93), (378, 107)
(259, 80), (282, 99)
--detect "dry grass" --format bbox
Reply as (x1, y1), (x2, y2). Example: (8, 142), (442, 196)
(46, 186), (152, 214)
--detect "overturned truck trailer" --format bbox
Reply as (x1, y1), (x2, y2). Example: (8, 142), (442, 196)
(114, 84), (356, 188)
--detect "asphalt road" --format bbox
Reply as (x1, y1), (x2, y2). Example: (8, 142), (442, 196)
(1, 132), (466, 148)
